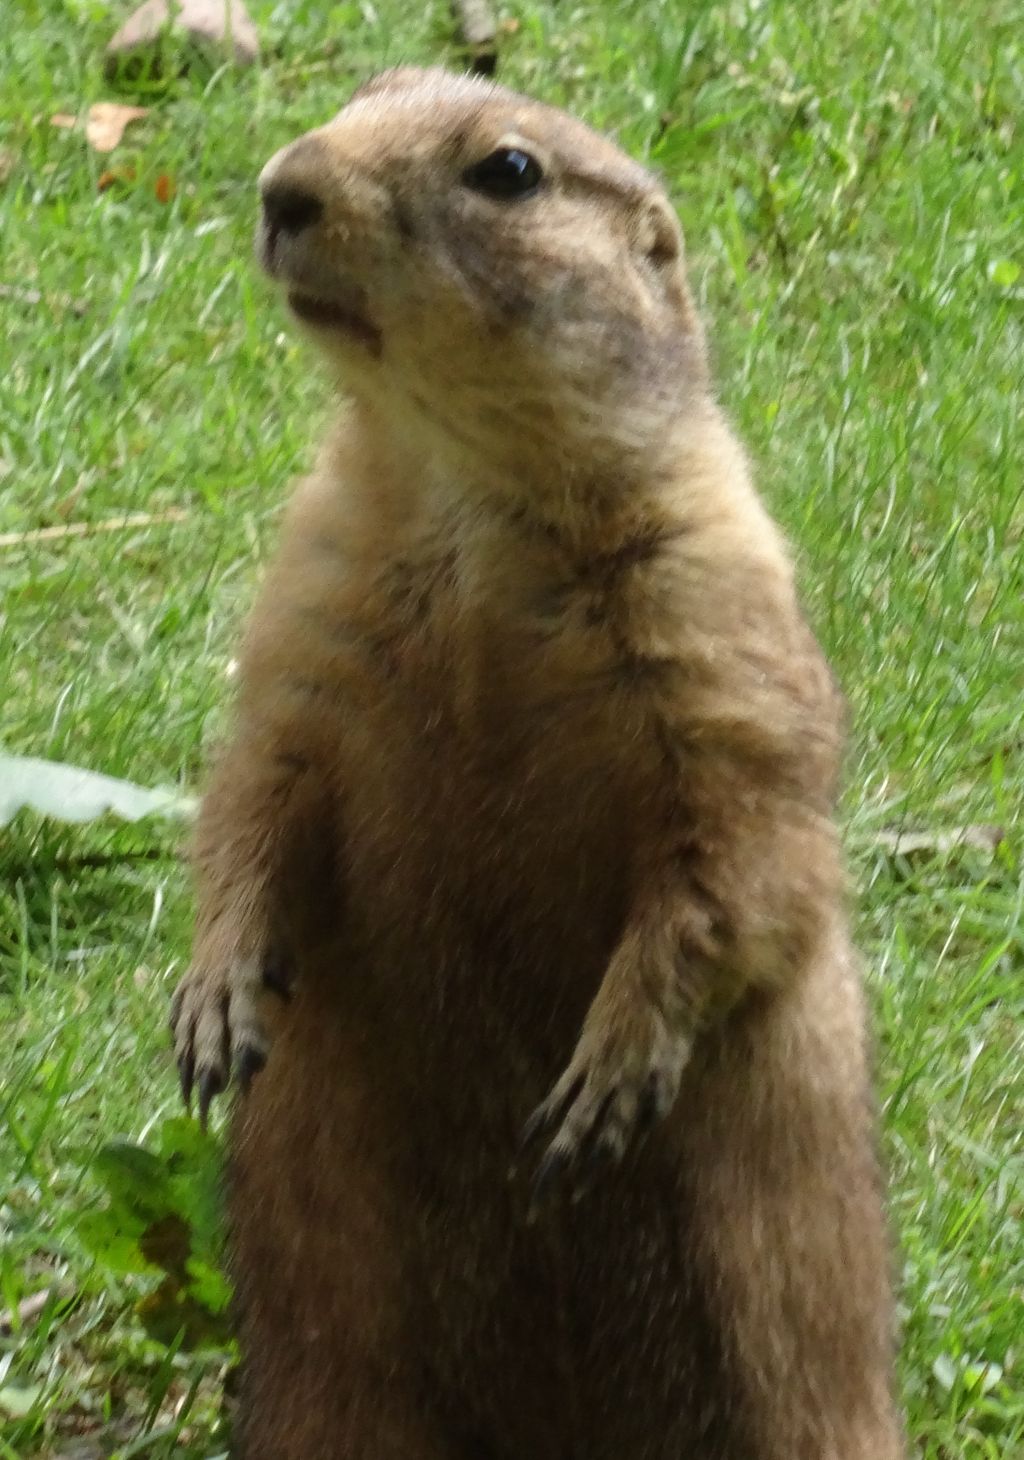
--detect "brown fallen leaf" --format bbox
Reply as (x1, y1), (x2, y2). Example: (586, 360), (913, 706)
(154, 172), (175, 203)
(51, 103), (150, 153)
(86, 102), (150, 152)
(97, 165), (137, 191)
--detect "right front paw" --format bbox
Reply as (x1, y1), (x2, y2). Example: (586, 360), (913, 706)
(169, 953), (288, 1125)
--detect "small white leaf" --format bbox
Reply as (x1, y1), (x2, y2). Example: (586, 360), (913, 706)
(931, 1353), (958, 1392)
(0, 1383), (43, 1418)
(964, 1361), (1003, 1394)
(0, 754), (195, 827)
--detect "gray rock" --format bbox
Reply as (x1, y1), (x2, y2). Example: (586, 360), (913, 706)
(106, 0), (259, 75)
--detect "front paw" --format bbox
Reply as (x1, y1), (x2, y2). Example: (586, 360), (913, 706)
(523, 1005), (691, 1208)
(169, 951), (289, 1125)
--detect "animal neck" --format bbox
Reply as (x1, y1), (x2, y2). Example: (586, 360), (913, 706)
(330, 392), (732, 570)
(470, 405), (719, 563)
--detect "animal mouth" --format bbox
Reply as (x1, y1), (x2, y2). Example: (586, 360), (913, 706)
(286, 289), (382, 355)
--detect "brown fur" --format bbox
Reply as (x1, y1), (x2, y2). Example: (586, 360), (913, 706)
(171, 67), (905, 1459)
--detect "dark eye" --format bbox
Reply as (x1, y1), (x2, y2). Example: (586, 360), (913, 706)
(462, 147), (543, 201)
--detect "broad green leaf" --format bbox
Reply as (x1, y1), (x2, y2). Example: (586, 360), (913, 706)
(76, 1210), (152, 1276)
(81, 1120), (233, 1353)
(93, 1138), (174, 1222)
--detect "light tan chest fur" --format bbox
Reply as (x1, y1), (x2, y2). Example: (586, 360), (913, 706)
(235, 409), (839, 1031)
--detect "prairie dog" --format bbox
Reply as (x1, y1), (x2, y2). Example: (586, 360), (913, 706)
(171, 66), (905, 1459)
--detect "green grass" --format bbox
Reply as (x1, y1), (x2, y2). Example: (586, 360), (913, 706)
(2, 0), (1022, 1454)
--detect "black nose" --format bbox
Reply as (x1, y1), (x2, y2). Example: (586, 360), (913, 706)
(262, 183), (323, 237)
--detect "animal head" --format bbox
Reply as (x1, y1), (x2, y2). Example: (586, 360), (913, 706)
(258, 67), (707, 483)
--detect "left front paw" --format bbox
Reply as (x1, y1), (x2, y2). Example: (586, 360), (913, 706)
(522, 1003), (692, 1208)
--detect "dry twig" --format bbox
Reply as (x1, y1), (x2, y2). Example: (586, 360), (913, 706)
(0, 509), (188, 549)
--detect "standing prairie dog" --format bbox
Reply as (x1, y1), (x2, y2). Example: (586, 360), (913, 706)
(171, 66), (905, 1460)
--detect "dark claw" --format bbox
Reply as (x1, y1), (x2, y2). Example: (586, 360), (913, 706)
(262, 952), (292, 1002)
(563, 1090), (620, 1203)
(235, 1043), (267, 1095)
(521, 1072), (584, 1151)
(635, 1073), (660, 1137)
(198, 1067), (226, 1130)
(579, 1089), (618, 1169)
(593, 1124), (628, 1166)
(520, 1104), (549, 1151)
(530, 1145), (570, 1213)
(178, 1046), (195, 1112)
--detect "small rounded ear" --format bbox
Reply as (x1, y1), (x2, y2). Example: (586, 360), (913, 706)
(631, 194), (683, 269)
